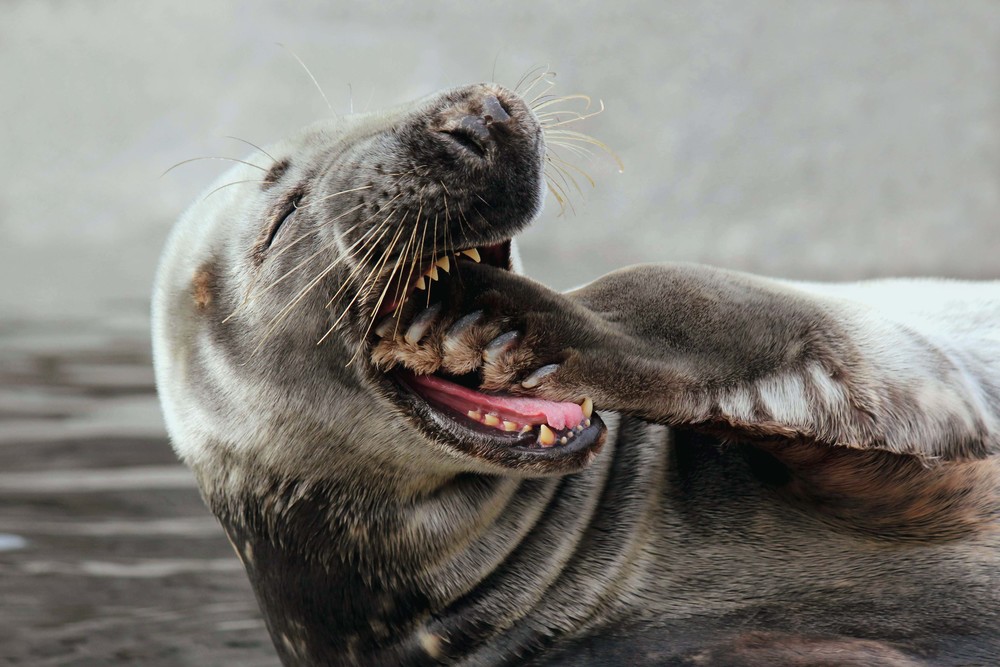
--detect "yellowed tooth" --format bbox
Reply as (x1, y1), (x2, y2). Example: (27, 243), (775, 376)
(460, 248), (481, 263)
(539, 424), (556, 446)
(427, 265), (439, 281)
(467, 410), (482, 421)
(435, 256), (450, 272)
(520, 425), (532, 434)
(503, 421), (518, 432)
(484, 413), (501, 427)
(581, 397), (593, 419)
(415, 276), (427, 290)
(585, 419), (591, 428)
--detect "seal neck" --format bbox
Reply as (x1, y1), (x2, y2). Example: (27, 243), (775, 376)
(211, 469), (556, 665)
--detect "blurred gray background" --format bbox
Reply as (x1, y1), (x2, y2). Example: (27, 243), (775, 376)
(1, 1), (998, 665)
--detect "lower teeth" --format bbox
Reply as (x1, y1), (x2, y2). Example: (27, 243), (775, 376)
(464, 409), (588, 446)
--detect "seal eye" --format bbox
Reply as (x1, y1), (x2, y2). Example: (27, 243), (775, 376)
(266, 200), (298, 248)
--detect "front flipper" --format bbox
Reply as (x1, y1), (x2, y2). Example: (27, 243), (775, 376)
(375, 261), (1000, 462)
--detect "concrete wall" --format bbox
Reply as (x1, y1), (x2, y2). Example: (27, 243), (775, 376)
(3, 0), (998, 321)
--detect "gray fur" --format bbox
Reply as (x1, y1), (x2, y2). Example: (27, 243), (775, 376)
(153, 84), (999, 666)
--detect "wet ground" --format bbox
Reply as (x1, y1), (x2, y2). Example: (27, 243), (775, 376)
(0, 310), (277, 666)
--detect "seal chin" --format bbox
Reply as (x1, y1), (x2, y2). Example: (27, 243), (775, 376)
(364, 239), (607, 473)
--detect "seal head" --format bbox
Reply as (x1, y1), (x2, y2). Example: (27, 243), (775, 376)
(153, 83), (606, 500)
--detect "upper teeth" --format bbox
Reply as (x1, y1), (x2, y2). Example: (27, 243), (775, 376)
(416, 248), (483, 290)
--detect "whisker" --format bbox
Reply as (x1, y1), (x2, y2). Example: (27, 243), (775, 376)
(543, 130), (623, 172)
(255, 208), (396, 332)
(539, 102), (606, 128)
(267, 187), (407, 271)
(344, 204), (423, 358)
(546, 140), (594, 160)
(533, 94), (597, 114)
(325, 213), (408, 346)
(276, 42), (335, 117)
(252, 203), (374, 299)
(224, 221), (355, 325)
(514, 64), (550, 95)
(224, 136), (278, 163)
(322, 212), (400, 310)
(349, 229), (411, 357)
(390, 212), (424, 336)
(295, 184), (374, 210)
(200, 179), (273, 202)
(554, 165), (587, 214)
(430, 211), (439, 289)
(528, 78), (559, 106)
(547, 163), (583, 205)
(547, 153), (595, 189)
(249, 215), (394, 343)
(271, 201), (370, 264)
(491, 50), (502, 84)
(225, 201), (376, 322)
(414, 208), (432, 308)
(520, 67), (556, 101)
(161, 156), (268, 178)
(388, 221), (417, 325)
(545, 176), (569, 215)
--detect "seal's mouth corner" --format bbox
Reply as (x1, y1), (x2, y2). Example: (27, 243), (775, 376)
(364, 238), (606, 468)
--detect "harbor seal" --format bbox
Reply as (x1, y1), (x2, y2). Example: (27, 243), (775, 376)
(153, 82), (1000, 666)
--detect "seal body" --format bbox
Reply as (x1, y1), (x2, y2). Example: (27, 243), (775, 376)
(153, 83), (1000, 666)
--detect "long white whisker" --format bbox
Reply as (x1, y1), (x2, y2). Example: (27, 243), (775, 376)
(161, 156), (267, 178)
(250, 215), (394, 345)
(514, 64), (549, 94)
(327, 212), (409, 332)
(224, 136), (278, 163)
(277, 42), (335, 117)
(200, 179), (272, 202)
(296, 184), (373, 210)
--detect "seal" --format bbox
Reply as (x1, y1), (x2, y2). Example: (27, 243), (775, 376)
(153, 82), (1000, 666)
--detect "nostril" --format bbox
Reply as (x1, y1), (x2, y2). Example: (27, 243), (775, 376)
(441, 123), (487, 158)
(459, 115), (491, 145)
(482, 95), (510, 126)
(437, 93), (515, 158)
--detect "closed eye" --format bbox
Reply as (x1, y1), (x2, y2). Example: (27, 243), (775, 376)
(266, 200), (298, 248)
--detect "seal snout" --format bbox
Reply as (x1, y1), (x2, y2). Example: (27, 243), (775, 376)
(437, 93), (517, 159)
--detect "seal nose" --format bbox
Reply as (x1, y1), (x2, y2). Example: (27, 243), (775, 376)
(481, 94), (511, 126)
(438, 93), (514, 158)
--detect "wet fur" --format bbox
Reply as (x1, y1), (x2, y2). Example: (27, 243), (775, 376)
(153, 84), (1000, 666)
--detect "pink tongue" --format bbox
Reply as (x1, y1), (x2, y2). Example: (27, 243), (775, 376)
(407, 373), (584, 430)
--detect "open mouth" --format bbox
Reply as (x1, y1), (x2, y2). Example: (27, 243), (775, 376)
(367, 240), (605, 463)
